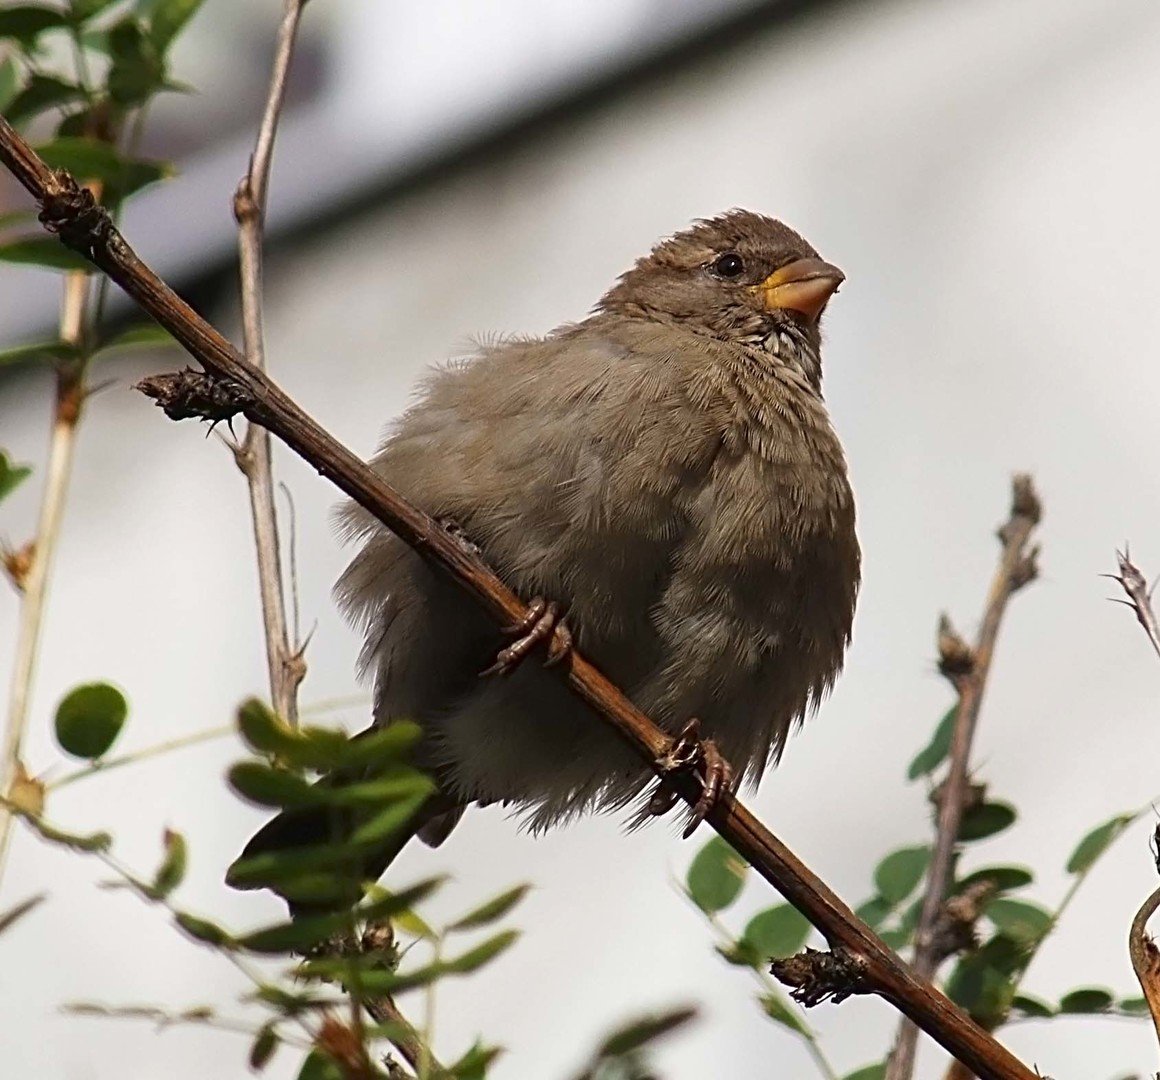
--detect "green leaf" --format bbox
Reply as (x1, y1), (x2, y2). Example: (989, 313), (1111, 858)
(958, 801), (1017, 842)
(227, 762), (318, 809)
(0, 340), (79, 370)
(854, 896), (893, 929)
(447, 883), (530, 932)
(874, 846), (931, 904)
(1066, 814), (1133, 875)
(842, 1066), (887, 1080)
(1010, 993), (1055, 1018)
(0, 893), (46, 935)
(5, 75), (88, 125)
(1058, 987), (1114, 1013)
(248, 1023), (279, 1071)
(94, 322), (177, 355)
(36, 137), (174, 202)
(237, 878), (441, 955)
(0, 6), (68, 46)
(446, 1041), (502, 1080)
(54, 682), (128, 760)
(945, 934), (1025, 1024)
(741, 903), (811, 959)
(147, 0), (205, 52)
(985, 898), (1053, 943)
(333, 720), (422, 771)
(596, 1007), (697, 1057)
(349, 791), (429, 845)
(686, 836), (747, 913)
(878, 927), (911, 950)
(0, 56), (20, 112)
(0, 451), (33, 502)
(174, 912), (235, 948)
(442, 928), (520, 974)
(296, 1050), (343, 1080)
(150, 828), (186, 898)
(716, 940), (762, 968)
(955, 866), (1034, 895)
(13, 809), (111, 852)
(759, 991), (810, 1036)
(1118, 996), (1150, 1015)
(107, 18), (163, 106)
(0, 237), (91, 272)
(907, 706), (956, 780)
(236, 698), (352, 770)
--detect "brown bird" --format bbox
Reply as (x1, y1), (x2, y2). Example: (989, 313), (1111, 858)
(232, 210), (859, 897)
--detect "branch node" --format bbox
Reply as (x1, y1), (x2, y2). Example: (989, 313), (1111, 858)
(927, 879), (997, 965)
(232, 174), (260, 227)
(136, 368), (255, 427)
(770, 946), (871, 1006)
(38, 169), (111, 259)
(936, 613), (976, 680)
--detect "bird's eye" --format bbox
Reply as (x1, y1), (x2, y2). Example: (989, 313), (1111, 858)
(711, 252), (745, 278)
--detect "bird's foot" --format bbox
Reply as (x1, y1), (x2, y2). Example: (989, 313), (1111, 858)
(647, 718), (736, 839)
(481, 597), (573, 677)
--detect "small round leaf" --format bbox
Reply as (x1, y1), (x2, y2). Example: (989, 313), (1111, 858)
(874, 846), (931, 904)
(686, 836), (747, 913)
(54, 682), (127, 759)
(742, 904), (811, 958)
(958, 801), (1017, 842)
(1066, 814), (1133, 875)
(1058, 987), (1114, 1013)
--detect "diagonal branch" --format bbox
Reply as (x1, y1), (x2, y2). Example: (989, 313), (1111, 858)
(0, 116), (1040, 1080)
(885, 476), (1041, 1080)
(230, 0), (311, 727)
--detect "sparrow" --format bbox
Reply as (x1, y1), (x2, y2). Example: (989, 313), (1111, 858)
(231, 210), (860, 901)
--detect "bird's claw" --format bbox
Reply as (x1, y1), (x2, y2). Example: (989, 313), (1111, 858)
(647, 718), (736, 838)
(481, 597), (573, 677)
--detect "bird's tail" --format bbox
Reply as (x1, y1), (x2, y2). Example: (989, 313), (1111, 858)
(226, 782), (462, 917)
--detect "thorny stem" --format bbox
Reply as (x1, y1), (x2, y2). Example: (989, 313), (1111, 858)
(0, 117), (1042, 1080)
(232, 0), (310, 727)
(886, 476), (1041, 1080)
(0, 267), (91, 886)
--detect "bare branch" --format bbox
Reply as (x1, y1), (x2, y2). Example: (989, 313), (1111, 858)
(230, 0), (311, 727)
(0, 120), (1041, 1080)
(0, 249), (92, 881)
(1109, 547), (1160, 661)
(886, 476), (1042, 1080)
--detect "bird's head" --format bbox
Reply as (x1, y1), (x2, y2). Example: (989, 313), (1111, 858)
(597, 209), (844, 381)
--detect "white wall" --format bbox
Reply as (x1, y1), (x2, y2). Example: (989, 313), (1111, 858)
(3, 0), (1160, 1076)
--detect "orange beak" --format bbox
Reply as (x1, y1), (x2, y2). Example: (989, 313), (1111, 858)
(755, 258), (845, 322)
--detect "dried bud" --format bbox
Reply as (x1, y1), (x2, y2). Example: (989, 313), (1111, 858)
(316, 1016), (375, 1080)
(770, 946), (871, 1007)
(2, 539), (35, 593)
(929, 779), (986, 816)
(1010, 546), (1040, 591)
(929, 879), (997, 964)
(937, 614), (975, 680)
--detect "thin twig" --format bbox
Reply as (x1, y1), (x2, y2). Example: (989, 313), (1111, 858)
(886, 476), (1042, 1080)
(1109, 547), (1160, 661)
(0, 121), (1041, 1080)
(0, 263), (90, 884)
(47, 724), (233, 791)
(230, 0), (310, 727)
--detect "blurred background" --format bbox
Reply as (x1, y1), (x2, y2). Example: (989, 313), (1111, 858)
(3, 0), (1160, 1075)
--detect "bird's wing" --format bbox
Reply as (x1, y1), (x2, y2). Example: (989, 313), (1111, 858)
(338, 322), (729, 679)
